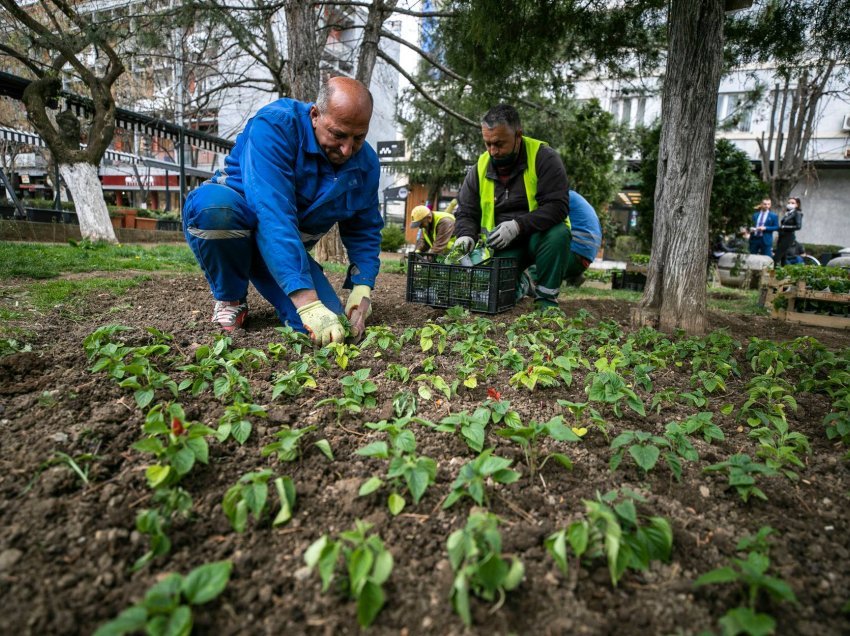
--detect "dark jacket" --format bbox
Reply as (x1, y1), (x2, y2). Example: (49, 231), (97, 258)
(454, 140), (569, 239)
(778, 209), (803, 234)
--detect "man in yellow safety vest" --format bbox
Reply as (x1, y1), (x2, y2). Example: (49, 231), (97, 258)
(410, 204), (456, 255)
(453, 104), (571, 309)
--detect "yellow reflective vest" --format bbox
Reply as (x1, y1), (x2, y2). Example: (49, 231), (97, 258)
(476, 136), (569, 232)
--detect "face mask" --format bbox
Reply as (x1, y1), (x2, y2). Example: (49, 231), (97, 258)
(786, 204), (797, 210)
(492, 153), (517, 168)
(491, 135), (520, 168)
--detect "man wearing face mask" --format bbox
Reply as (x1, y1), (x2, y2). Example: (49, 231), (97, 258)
(182, 77), (381, 344)
(454, 104), (570, 309)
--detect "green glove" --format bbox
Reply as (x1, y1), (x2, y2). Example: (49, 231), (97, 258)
(296, 301), (345, 346)
(345, 285), (372, 319)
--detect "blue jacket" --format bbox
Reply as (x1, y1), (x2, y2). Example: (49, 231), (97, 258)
(749, 210), (779, 248)
(211, 99), (383, 294)
(569, 190), (603, 261)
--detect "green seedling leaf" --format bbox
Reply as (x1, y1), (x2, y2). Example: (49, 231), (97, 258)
(388, 492), (406, 516)
(181, 561), (233, 605)
(359, 476), (384, 496)
(314, 439), (334, 461)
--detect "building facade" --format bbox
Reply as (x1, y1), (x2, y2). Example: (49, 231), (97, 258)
(574, 63), (850, 247)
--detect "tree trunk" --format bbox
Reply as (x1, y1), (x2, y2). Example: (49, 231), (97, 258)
(60, 162), (117, 242)
(356, 0), (399, 85)
(631, 0), (725, 335)
(284, 0), (322, 101)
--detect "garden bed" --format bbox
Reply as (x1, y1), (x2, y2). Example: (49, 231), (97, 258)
(0, 271), (849, 635)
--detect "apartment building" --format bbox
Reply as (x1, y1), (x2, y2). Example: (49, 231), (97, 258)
(575, 64), (850, 247)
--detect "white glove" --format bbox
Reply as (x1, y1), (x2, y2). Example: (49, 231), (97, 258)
(487, 220), (521, 250)
(454, 236), (475, 255)
(296, 301), (345, 346)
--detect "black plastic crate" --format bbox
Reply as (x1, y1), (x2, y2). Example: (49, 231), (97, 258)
(611, 270), (646, 292)
(405, 253), (517, 314)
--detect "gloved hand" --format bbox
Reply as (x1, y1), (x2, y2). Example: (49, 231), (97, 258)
(297, 301), (345, 346)
(345, 285), (372, 341)
(454, 236), (475, 255)
(487, 220), (521, 250)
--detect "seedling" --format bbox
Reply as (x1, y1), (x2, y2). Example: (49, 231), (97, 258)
(509, 364), (559, 391)
(585, 360), (645, 417)
(212, 362), (252, 403)
(694, 527), (796, 636)
(703, 454), (778, 502)
(433, 407), (492, 452)
(558, 399), (608, 440)
(216, 401), (266, 444)
(222, 469), (296, 532)
(317, 368), (378, 422)
(824, 393), (850, 447)
(499, 347), (525, 372)
(261, 425), (333, 462)
(324, 341), (361, 370)
(443, 449), (520, 509)
(610, 429), (691, 480)
(384, 362), (410, 384)
(415, 372), (458, 400)
(131, 403), (215, 488)
(740, 374), (797, 428)
(119, 355), (178, 410)
(447, 511), (524, 626)
(269, 325), (311, 359)
(356, 418), (438, 515)
(495, 414), (581, 478)
(391, 390), (417, 418)
(678, 411), (725, 444)
(545, 488), (672, 586)
(93, 560), (232, 636)
(748, 419), (810, 480)
(134, 486), (193, 571)
(271, 360), (317, 399)
(304, 520), (393, 628)
(419, 323), (448, 353)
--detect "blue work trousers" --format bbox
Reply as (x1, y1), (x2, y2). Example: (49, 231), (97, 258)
(183, 183), (343, 331)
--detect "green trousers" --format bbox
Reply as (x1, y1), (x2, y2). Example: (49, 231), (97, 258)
(495, 222), (573, 303)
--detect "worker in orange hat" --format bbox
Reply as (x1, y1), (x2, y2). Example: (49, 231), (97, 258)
(410, 203), (456, 255)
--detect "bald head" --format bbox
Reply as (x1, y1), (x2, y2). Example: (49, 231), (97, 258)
(316, 76), (373, 115)
(311, 77), (373, 165)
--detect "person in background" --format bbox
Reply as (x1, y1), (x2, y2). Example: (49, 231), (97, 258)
(182, 76), (381, 344)
(453, 103), (570, 309)
(518, 190), (603, 298)
(775, 197), (803, 266)
(410, 204), (456, 255)
(784, 240), (806, 265)
(748, 198), (780, 258)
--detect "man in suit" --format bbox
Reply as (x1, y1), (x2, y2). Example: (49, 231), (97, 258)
(749, 198), (780, 258)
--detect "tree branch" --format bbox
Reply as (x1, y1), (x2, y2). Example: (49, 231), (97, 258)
(375, 49), (477, 127)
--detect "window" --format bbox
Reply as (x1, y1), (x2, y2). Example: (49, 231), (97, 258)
(717, 93), (752, 132)
(610, 96), (647, 128)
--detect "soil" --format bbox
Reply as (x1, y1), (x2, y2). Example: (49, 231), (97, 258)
(1, 269), (849, 636)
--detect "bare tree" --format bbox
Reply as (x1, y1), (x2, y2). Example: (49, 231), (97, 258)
(757, 62), (837, 204)
(632, 0), (726, 335)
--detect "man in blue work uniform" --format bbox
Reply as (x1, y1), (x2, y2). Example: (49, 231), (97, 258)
(183, 77), (382, 345)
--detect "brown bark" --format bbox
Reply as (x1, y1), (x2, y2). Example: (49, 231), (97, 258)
(632, 0), (725, 335)
(356, 0), (399, 85)
(284, 0), (322, 101)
